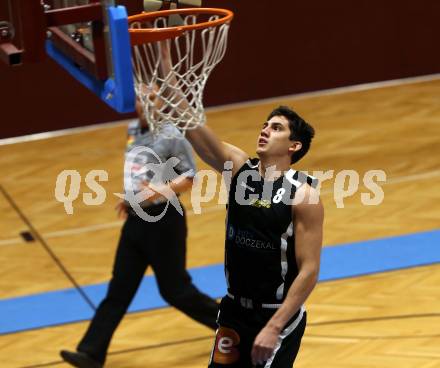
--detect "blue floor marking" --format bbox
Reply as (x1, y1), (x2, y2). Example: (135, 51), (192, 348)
(0, 289), (94, 334)
(319, 229), (440, 281)
(1, 229), (439, 335)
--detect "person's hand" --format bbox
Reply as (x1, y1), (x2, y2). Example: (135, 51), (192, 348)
(251, 325), (279, 366)
(141, 181), (173, 202)
(115, 200), (128, 219)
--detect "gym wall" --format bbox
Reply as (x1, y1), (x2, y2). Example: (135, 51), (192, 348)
(1, 0), (439, 138)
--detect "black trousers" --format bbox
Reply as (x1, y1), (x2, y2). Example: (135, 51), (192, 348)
(77, 204), (219, 364)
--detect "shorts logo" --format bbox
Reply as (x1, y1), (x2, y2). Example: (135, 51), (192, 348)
(213, 326), (240, 364)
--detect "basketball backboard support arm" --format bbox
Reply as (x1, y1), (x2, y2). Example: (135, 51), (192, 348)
(44, 3), (135, 113)
(0, 30), (22, 66)
(0, 0), (46, 65)
(0, 0), (134, 113)
(46, 5), (134, 113)
(45, 3), (107, 78)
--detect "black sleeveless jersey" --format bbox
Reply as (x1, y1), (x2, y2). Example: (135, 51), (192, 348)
(225, 158), (317, 303)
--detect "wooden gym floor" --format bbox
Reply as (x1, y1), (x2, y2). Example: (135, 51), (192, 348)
(0, 77), (439, 367)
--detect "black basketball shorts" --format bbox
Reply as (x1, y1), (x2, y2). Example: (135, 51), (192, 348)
(208, 296), (306, 368)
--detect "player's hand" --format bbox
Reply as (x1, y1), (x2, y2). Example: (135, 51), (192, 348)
(115, 200), (128, 219)
(251, 325), (279, 366)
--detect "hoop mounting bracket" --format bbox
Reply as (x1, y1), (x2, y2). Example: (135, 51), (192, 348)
(0, 21), (22, 65)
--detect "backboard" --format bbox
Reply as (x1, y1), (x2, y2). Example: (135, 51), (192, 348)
(0, 0), (206, 113)
(45, 0), (135, 113)
(0, 0), (135, 113)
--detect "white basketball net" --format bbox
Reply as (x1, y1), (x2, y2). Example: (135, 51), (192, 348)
(131, 14), (231, 134)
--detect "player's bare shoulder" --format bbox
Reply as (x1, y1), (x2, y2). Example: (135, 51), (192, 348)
(293, 183), (321, 207)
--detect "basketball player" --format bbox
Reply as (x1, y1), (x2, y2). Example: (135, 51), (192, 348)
(185, 106), (324, 367)
(60, 94), (219, 368)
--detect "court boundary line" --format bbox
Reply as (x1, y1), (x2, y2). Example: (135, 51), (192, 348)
(0, 120), (130, 146)
(0, 185), (97, 310)
(1, 73), (440, 146)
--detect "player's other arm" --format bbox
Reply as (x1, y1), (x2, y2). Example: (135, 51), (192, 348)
(185, 126), (247, 174)
(274, 185), (323, 326)
(251, 185), (324, 365)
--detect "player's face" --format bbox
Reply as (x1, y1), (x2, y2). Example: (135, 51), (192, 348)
(256, 115), (297, 159)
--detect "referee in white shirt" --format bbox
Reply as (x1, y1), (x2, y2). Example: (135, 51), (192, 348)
(60, 97), (219, 368)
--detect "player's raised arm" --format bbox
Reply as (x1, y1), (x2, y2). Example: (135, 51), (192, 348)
(157, 40), (247, 174)
(185, 126), (248, 174)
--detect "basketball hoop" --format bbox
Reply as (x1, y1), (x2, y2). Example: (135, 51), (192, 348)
(128, 8), (233, 134)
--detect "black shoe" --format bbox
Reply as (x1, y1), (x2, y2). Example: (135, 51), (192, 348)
(60, 350), (102, 368)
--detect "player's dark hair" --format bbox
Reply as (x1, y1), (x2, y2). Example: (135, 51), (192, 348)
(267, 106), (315, 164)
